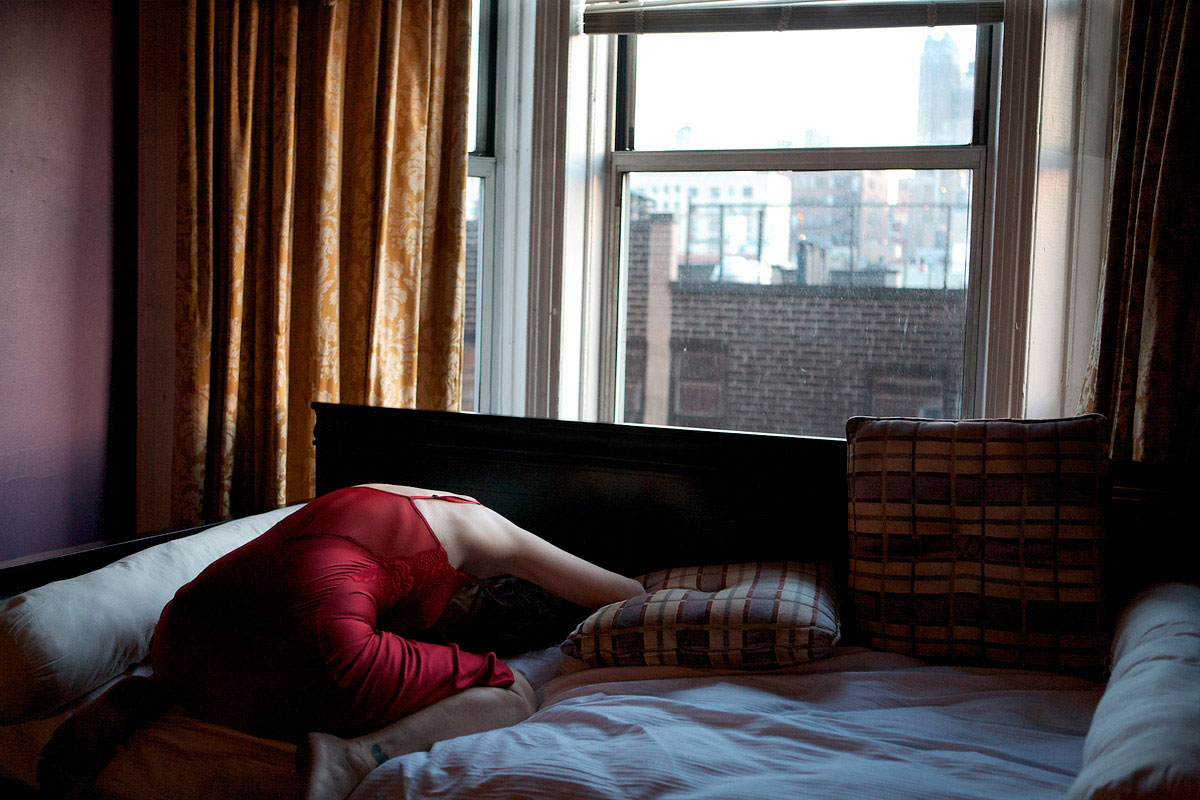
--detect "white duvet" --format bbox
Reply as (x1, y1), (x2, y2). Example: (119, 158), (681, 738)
(352, 648), (1103, 800)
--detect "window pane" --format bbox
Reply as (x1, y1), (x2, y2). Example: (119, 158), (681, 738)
(622, 169), (972, 436)
(466, 0), (482, 153)
(633, 27), (977, 150)
(462, 176), (483, 411)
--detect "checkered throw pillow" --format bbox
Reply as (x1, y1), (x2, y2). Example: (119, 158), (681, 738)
(561, 562), (840, 669)
(846, 415), (1109, 674)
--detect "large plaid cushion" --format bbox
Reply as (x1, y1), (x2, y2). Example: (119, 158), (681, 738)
(846, 415), (1109, 674)
(561, 562), (840, 669)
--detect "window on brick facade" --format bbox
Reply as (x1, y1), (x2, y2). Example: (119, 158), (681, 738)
(601, 8), (996, 437)
(869, 374), (951, 419)
(668, 343), (726, 427)
(623, 338), (647, 420)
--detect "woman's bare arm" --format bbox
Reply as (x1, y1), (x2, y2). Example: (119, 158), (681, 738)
(486, 524), (646, 608)
(417, 501), (644, 609)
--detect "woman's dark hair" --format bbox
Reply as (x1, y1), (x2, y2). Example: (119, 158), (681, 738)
(435, 576), (591, 658)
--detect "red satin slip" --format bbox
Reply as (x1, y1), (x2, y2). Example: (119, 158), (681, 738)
(148, 486), (514, 740)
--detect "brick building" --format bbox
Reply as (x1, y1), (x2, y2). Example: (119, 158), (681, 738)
(624, 214), (967, 438)
(462, 218), (479, 410)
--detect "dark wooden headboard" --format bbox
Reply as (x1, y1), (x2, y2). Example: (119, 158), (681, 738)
(3, 403), (1186, 613)
(311, 403), (1194, 614)
(313, 403), (848, 579)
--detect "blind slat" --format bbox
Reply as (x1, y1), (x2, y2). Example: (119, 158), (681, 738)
(582, 1), (1004, 35)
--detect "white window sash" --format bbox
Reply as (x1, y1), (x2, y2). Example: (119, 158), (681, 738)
(589, 20), (997, 422)
(582, 0), (1004, 35)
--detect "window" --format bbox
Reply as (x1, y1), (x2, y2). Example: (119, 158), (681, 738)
(623, 337), (646, 420)
(628, 25), (974, 151)
(470, 1), (1109, 428)
(869, 374), (952, 419)
(588, 2), (999, 436)
(669, 343), (726, 426)
(463, 0), (498, 412)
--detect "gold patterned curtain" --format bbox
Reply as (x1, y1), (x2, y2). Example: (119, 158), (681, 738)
(173, 0), (471, 525)
(1082, 0), (1200, 464)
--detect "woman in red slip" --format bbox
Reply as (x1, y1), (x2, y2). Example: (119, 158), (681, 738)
(38, 485), (644, 800)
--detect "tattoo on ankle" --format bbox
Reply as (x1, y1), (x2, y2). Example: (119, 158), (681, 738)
(370, 744), (389, 766)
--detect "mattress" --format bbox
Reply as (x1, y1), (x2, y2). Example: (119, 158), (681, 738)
(353, 647), (1105, 800)
(1, 647), (1103, 800)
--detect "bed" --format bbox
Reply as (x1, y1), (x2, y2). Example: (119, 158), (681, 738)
(1, 403), (1197, 800)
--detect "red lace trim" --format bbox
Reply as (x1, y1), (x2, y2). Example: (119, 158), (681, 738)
(349, 549), (446, 597)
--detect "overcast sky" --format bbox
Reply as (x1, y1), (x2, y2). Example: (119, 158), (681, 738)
(633, 26), (978, 150)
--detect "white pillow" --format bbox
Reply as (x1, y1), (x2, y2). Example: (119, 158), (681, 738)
(1066, 583), (1200, 799)
(0, 506), (299, 724)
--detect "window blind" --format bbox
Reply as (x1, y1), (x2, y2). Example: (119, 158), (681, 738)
(582, 0), (1004, 35)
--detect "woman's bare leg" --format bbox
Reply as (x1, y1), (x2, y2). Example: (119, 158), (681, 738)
(298, 668), (535, 800)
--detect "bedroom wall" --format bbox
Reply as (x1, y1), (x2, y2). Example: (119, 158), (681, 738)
(136, 0), (181, 536)
(0, 0), (114, 563)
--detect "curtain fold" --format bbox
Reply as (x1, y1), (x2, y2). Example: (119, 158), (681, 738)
(173, 0), (471, 525)
(1082, 0), (1200, 464)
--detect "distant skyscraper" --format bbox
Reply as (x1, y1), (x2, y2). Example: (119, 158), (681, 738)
(903, 35), (975, 288)
(917, 35), (972, 145)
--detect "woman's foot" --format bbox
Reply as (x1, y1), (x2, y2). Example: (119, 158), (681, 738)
(296, 731), (378, 800)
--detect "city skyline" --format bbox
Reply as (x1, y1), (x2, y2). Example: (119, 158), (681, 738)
(629, 28), (975, 291)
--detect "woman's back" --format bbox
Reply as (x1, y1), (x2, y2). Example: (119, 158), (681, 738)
(149, 487), (507, 739)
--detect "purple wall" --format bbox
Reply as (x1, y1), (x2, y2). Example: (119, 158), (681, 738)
(0, 0), (114, 562)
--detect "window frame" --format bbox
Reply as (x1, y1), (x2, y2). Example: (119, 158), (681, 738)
(598, 24), (999, 424)
(470, 1), (1114, 427)
(465, 0), (498, 413)
(468, 0), (550, 418)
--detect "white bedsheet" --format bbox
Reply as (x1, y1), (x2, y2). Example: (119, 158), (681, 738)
(1, 648), (1104, 799)
(352, 648), (1104, 800)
